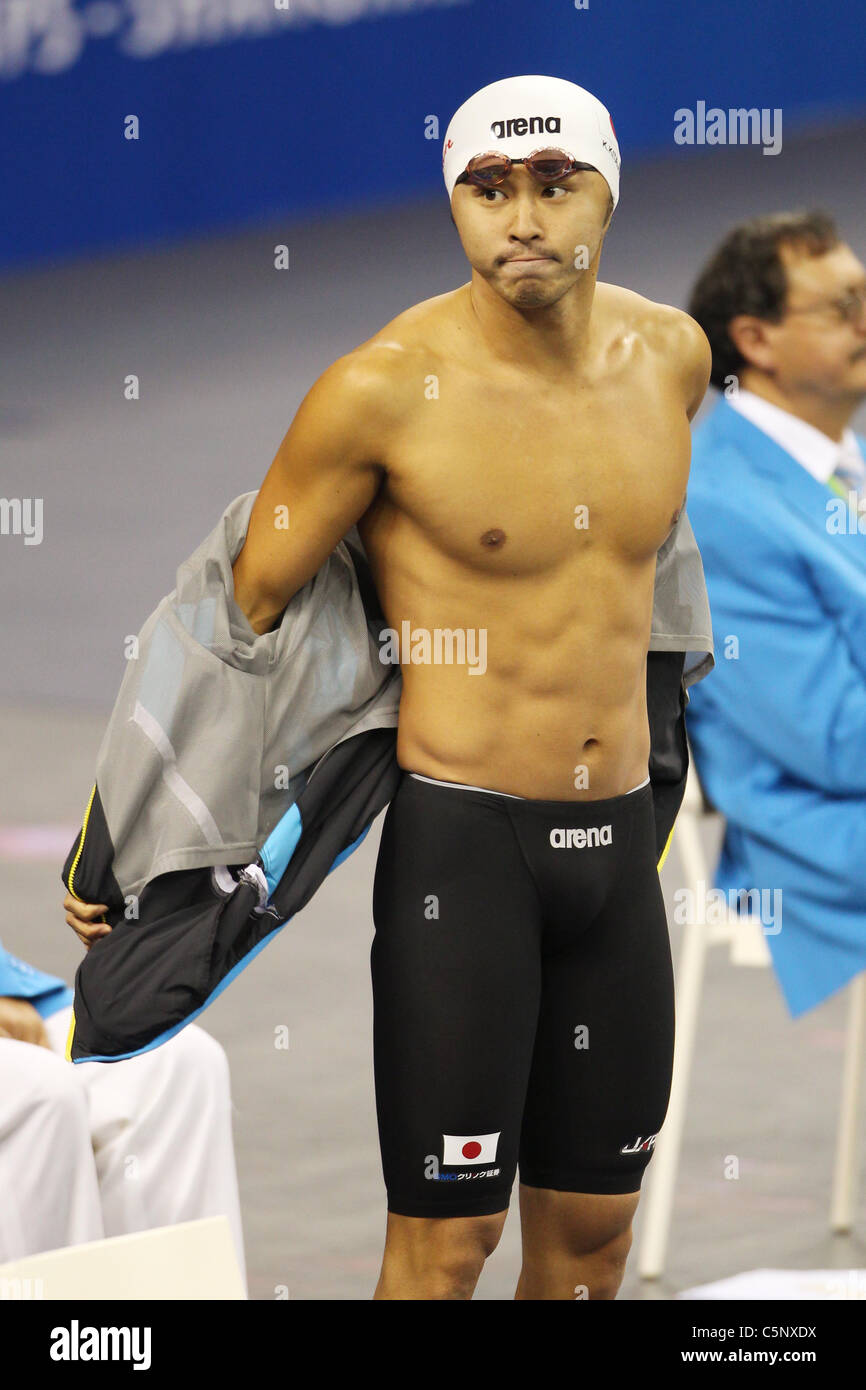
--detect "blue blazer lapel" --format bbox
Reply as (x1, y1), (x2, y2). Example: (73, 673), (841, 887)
(708, 398), (866, 575)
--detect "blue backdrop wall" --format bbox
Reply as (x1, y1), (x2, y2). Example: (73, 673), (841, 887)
(1, 0), (864, 269)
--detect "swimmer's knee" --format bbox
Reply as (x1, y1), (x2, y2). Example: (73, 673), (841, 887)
(379, 1209), (507, 1299)
(518, 1186), (637, 1298)
(520, 1184), (639, 1245)
(579, 1223), (633, 1299)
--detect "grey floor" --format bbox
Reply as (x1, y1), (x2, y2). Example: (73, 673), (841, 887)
(2, 117), (866, 1298)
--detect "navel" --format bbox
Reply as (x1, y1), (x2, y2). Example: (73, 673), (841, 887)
(480, 528), (506, 549)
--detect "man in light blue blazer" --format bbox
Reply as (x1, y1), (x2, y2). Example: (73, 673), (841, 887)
(683, 209), (866, 1016)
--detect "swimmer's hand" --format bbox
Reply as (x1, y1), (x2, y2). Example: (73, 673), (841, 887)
(63, 891), (111, 951)
(0, 996), (52, 1048)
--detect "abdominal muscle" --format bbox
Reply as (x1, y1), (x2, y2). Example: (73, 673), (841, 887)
(397, 670), (651, 801)
(382, 576), (655, 802)
(359, 472), (661, 800)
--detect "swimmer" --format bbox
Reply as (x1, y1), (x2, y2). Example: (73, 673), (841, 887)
(68, 74), (711, 1300)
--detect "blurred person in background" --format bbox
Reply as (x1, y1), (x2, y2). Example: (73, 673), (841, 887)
(683, 210), (866, 1017)
(0, 935), (247, 1292)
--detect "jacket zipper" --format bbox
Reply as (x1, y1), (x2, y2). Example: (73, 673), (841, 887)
(67, 782), (106, 921)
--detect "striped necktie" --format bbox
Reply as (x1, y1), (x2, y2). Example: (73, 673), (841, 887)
(827, 438), (866, 504)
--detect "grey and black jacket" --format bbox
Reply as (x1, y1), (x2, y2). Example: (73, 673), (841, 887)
(61, 490), (713, 1063)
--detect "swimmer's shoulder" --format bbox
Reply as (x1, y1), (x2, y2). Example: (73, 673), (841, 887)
(296, 290), (467, 470)
(596, 281), (712, 416)
(325, 287), (470, 411)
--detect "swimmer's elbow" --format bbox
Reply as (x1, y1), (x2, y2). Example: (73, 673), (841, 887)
(231, 553), (291, 634)
(246, 604), (287, 636)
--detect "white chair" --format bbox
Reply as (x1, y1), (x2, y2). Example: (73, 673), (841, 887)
(0, 1215), (246, 1299)
(638, 743), (866, 1279)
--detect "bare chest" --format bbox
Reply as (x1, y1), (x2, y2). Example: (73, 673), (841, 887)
(362, 368), (691, 576)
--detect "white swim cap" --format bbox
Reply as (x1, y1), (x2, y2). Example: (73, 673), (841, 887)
(442, 74), (620, 210)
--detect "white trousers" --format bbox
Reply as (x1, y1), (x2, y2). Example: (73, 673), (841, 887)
(0, 1006), (247, 1294)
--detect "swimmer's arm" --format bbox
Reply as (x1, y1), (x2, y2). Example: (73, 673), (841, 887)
(670, 308), (713, 421)
(676, 318), (711, 529)
(646, 300), (712, 423)
(232, 353), (395, 635)
(671, 312), (711, 526)
(650, 305), (712, 535)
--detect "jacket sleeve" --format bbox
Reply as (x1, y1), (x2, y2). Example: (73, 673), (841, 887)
(687, 492), (866, 796)
(650, 504), (714, 686)
(647, 649), (690, 864)
(646, 501), (716, 864)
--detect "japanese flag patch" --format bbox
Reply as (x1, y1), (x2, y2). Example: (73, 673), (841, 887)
(442, 1132), (501, 1166)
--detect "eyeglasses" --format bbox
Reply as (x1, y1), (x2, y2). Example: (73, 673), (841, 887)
(783, 285), (866, 326)
(455, 147), (596, 189)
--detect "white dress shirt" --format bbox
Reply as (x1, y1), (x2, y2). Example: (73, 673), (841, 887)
(727, 387), (865, 486)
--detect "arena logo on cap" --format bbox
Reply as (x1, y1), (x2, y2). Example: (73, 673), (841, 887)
(489, 115), (562, 139)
